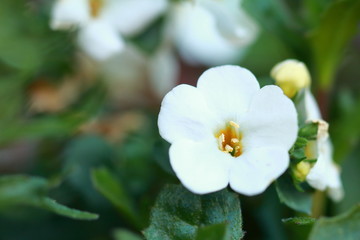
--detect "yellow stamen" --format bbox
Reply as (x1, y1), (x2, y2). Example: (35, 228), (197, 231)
(229, 121), (240, 128)
(225, 145), (233, 153)
(215, 121), (243, 157)
(89, 0), (104, 18)
(218, 133), (225, 151)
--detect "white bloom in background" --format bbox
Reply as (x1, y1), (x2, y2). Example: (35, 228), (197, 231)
(51, 0), (167, 60)
(158, 65), (298, 195)
(148, 45), (179, 98)
(169, 0), (258, 66)
(101, 44), (178, 105)
(302, 89), (344, 201)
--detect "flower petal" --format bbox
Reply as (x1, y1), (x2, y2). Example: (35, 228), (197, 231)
(326, 164), (344, 202)
(51, 0), (90, 30)
(170, 2), (244, 66)
(199, 0), (258, 46)
(229, 147), (289, 196)
(240, 85), (298, 150)
(158, 84), (218, 143)
(304, 89), (322, 120)
(148, 46), (179, 98)
(169, 139), (232, 194)
(77, 20), (124, 61)
(102, 0), (167, 36)
(100, 45), (147, 104)
(307, 139), (343, 201)
(197, 65), (260, 122)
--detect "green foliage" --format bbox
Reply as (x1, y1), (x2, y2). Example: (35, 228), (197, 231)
(0, 0), (75, 76)
(242, 0), (308, 59)
(63, 135), (113, 203)
(309, 204), (360, 240)
(298, 122), (318, 140)
(288, 122), (319, 188)
(276, 173), (312, 215)
(195, 223), (228, 240)
(332, 95), (360, 162)
(33, 197), (98, 220)
(282, 216), (316, 225)
(310, 0), (360, 88)
(0, 114), (87, 145)
(0, 175), (98, 220)
(143, 185), (243, 240)
(114, 229), (143, 240)
(129, 16), (165, 55)
(289, 123), (318, 164)
(153, 140), (175, 176)
(91, 167), (142, 228)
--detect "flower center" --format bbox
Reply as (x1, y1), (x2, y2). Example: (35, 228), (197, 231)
(89, 0), (104, 18)
(215, 121), (243, 157)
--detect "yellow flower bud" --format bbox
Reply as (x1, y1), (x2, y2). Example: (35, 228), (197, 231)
(271, 59), (311, 98)
(294, 161), (311, 182)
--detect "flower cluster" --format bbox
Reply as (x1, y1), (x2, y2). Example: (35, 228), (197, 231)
(50, 0), (258, 66)
(51, 0), (167, 60)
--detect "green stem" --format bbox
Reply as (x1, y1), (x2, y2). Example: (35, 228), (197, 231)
(311, 190), (326, 218)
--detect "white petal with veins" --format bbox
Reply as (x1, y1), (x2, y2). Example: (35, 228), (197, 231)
(230, 147), (289, 196)
(197, 65), (260, 121)
(240, 85), (298, 150)
(170, 139), (232, 194)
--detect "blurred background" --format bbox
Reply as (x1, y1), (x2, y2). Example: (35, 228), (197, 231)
(0, 0), (359, 239)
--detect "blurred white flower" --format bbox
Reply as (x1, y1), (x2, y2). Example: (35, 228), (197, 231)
(301, 89), (344, 201)
(51, 0), (167, 60)
(158, 65), (297, 195)
(100, 44), (178, 106)
(148, 45), (179, 98)
(169, 0), (258, 66)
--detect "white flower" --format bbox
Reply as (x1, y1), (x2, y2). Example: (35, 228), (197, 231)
(51, 0), (167, 60)
(158, 65), (298, 195)
(100, 44), (178, 105)
(301, 89), (344, 201)
(169, 0), (258, 66)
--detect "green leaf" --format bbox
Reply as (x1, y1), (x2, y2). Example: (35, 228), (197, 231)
(298, 122), (318, 140)
(293, 137), (308, 148)
(153, 140), (175, 176)
(0, 175), (48, 207)
(114, 229), (143, 240)
(310, 0), (360, 88)
(0, 175), (98, 220)
(282, 216), (316, 225)
(309, 204), (360, 240)
(143, 184), (243, 240)
(91, 167), (141, 228)
(242, 0), (307, 59)
(195, 223), (228, 240)
(33, 197), (99, 220)
(129, 16), (164, 55)
(0, 114), (86, 145)
(276, 173), (313, 214)
(63, 135), (113, 205)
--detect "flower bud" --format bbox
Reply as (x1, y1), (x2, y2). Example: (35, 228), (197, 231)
(294, 161), (311, 182)
(271, 59), (311, 98)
